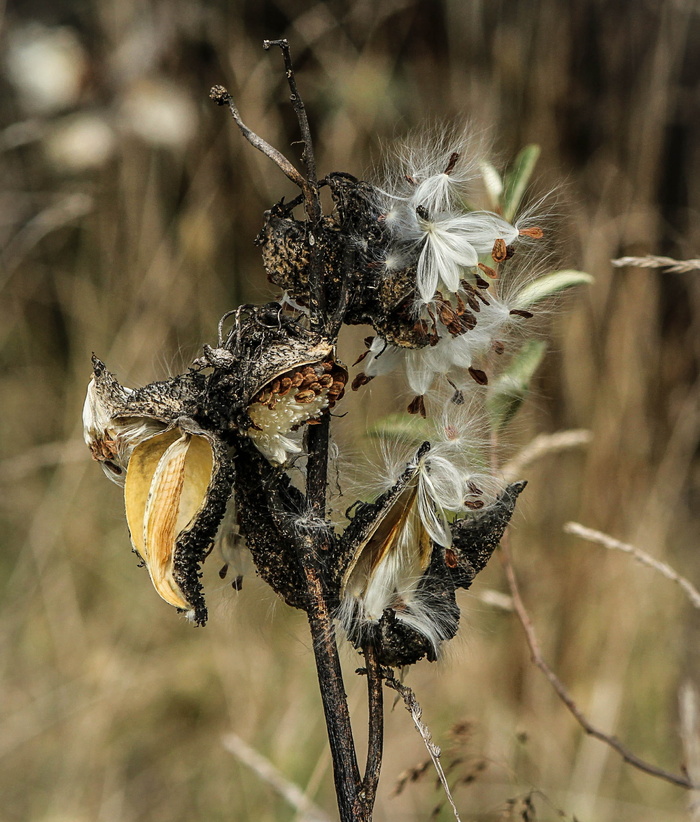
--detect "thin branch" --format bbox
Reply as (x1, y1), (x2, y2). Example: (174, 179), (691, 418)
(499, 539), (697, 790)
(354, 646), (385, 819)
(209, 85), (306, 189)
(384, 672), (463, 821)
(263, 39), (318, 193)
(501, 430), (592, 483)
(564, 522), (700, 610)
(262, 39), (325, 328)
(611, 255), (700, 274)
(222, 732), (332, 822)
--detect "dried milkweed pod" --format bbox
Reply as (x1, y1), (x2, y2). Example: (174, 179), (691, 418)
(337, 443), (525, 666)
(124, 420), (233, 624)
(208, 307), (347, 464)
(337, 444), (457, 666)
(83, 356), (234, 623)
(83, 355), (205, 482)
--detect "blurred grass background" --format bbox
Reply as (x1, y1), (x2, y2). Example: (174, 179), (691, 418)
(2, 0), (699, 819)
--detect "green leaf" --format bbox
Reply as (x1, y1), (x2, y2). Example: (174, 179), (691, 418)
(487, 340), (547, 431)
(366, 412), (433, 446)
(511, 270), (593, 311)
(502, 144), (541, 221)
(479, 160), (503, 211)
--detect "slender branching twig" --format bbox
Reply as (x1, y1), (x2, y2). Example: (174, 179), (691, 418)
(564, 521), (700, 610)
(384, 671), (463, 822)
(355, 646), (385, 819)
(264, 39), (325, 327)
(499, 537), (697, 790)
(209, 84), (306, 189)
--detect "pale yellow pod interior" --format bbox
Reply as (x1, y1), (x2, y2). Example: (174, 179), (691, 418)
(124, 429), (214, 611)
(342, 475), (431, 599)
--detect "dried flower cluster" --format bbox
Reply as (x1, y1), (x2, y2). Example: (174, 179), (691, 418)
(83, 88), (588, 669)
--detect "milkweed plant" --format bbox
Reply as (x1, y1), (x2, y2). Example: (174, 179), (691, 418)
(82, 41), (590, 821)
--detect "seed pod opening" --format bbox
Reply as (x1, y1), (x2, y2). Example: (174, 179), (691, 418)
(124, 424), (231, 623)
(247, 356), (347, 464)
(337, 450), (455, 664)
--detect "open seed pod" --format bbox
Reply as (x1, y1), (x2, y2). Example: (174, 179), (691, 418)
(446, 481), (527, 589)
(84, 355), (234, 623)
(337, 443), (457, 666)
(83, 355), (205, 483)
(210, 308), (347, 464)
(338, 448), (526, 667)
(124, 420), (233, 624)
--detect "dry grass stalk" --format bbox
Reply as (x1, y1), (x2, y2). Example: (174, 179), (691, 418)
(500, 538), (696, 790)
(222, 733), (332, 822)
(611, 256), (700, 274)
(384, 672), (463, 822)
(564, 522), (700, 610)
(501, 430), (592, 483)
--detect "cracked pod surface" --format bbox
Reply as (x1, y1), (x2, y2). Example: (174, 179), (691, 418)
(83, 355), (205, 482)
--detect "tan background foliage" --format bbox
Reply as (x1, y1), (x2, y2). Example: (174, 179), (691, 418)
(1, 1), (699, 819)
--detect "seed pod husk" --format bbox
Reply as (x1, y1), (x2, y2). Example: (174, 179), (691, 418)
(124, 419), (234, 625)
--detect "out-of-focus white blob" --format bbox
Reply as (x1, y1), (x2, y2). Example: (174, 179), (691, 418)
(120, 79), (197, 148)
(44, 113), (116, 172)
(5, 24), (87, 115)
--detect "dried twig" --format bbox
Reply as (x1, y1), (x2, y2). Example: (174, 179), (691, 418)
(611, 255), (700, 274)
(262, 39), (325, 328)
(209, 85), (306, 189)
(499, 538), (697, 790)
(222, 732), (332, 822)
(213, 45), (360, 820)
(384, 671), (463, 821)
(564, 522), (700, 610)
(264, 39), (319, 197)
(501, 430), (592, 483)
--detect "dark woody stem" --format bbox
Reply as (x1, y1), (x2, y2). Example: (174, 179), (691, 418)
(303, 415), (364, 820)
(214, 43), (383, 820)
(354, 645), (385, 818)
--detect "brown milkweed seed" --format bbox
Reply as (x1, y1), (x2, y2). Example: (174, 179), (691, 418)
(492, 238), (508, 263)
(468, 367), (488, 385)
(295, 390), (315, 402)
(465, 499), (485, 510)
